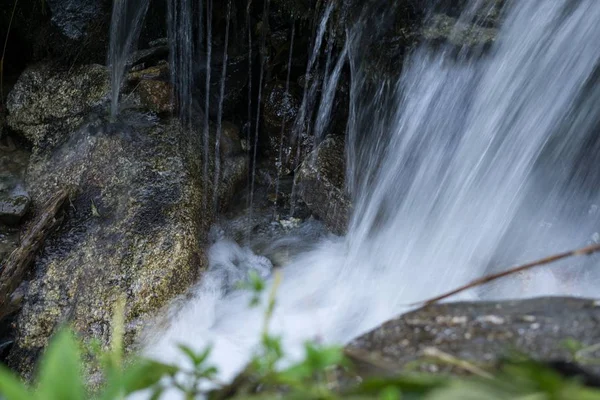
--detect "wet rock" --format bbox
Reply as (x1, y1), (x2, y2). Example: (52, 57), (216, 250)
(128, 40), (170, 69)
(46, 0), (106, 40)
(0, 144), (31, 228)
(422, 13), (497, 49)
(193, 53), (249, 120)
(6, 114), (246, 376)
(262, 81), (301, 137)
(137, 80), (174, 114)
(6, 64), (110, 150)
(127, 63), (170, 82)
(219, 122), (243, 157)
(296, 136), (350, 235)
(261, 81), (308, 174)
(0, 192), (30, 226)
(346, 297), (600, 378)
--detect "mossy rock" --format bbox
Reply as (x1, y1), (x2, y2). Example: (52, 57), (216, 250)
(6, 115), (247, 377)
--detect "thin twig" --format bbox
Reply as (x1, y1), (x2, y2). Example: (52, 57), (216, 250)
(422, 347), (493, 379)
(412, 242), (600, 307)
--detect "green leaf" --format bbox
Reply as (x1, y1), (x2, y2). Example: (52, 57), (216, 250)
(561, 338), (584, 354)
(248, 271), (265, 293)
(0, 364), (31, 400)
(36, 329), (85, 400)
(100, 358), (178, 399)
(379, 386), (402, 400)
(177, 344), (211, 367)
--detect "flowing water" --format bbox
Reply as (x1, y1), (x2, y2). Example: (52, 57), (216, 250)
(108, 0), (151, 119)
(167, 0), (194, 124)
(137, 0), (600, 398)
(212, 0), (232, 210)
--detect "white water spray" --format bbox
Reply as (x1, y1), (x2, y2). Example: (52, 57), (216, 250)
(140, 1), (600, 398)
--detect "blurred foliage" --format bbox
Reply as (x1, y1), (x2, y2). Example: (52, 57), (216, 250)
(0, 273), (599, 399)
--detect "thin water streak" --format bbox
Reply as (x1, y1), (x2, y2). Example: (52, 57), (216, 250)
(109, 0), (150, 119)
(212, 0), (233, 211)
(273, 23), (296, 216)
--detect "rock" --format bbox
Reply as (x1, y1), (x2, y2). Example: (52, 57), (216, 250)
(46, 0), (107, 40)
(0, 144), (31, 227)
(0, 192), (30, 226)
(219, 121), (243, 157)
(137, 80), (174, 114)
(261, 80), (311, 175)
(6, 114), (247, 376)
(193, 52), (249, 120)
(262, 81), (301, 138)
(127, 63), (170, 82)
(346, 297), (600, 378)
(422, 13), (497, 49)
(6, 64), (110, 150)
(296, 136), (350, 234)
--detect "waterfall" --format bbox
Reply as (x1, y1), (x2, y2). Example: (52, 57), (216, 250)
(108, 0), (150, 119)
(138, 0), (600, 398)
(167, 0), (194, 125)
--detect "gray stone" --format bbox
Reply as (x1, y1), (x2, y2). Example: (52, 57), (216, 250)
(0, 191), (30, 226)
(346, 297), (600, 378)
(296, 136), (351, 235)
(7, 115), (246, 376)
(46, 0), (105, 40)
(6, 63), (110, 150)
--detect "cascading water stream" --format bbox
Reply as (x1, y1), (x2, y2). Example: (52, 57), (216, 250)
(289, 2), (335, 215)
(138, 1), (600, 398)
(203, 0), (213, 200)
(212, 0), (232, 211)
(273, 23), (296, 214)
(167, 0), (194, 125)
(108, 0), (150, 119)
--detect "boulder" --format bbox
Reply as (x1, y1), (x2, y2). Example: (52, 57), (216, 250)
(296, 136), (350, 234)
(6, 64), (111, 150)
(7, 114), (247, 376)
(346, 297), (600, 378)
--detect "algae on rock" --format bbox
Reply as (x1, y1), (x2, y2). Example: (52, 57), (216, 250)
(7, 118), (210, 376)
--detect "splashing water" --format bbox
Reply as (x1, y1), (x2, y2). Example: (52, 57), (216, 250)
(139, 0), (600, 398)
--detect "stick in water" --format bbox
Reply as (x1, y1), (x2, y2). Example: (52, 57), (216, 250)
(412, 242), (600, 307)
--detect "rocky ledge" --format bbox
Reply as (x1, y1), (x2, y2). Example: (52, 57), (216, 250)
(346, 297), (600, 379)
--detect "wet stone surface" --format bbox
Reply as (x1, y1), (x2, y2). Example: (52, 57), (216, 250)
(0, 143), (31, 260)
(296, 136), (350, 235)
(346, 297), (600, 377)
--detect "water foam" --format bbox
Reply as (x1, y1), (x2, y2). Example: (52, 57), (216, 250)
(138, 1), (600, 398)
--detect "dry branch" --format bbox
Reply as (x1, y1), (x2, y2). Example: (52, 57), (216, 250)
(413, 242), (600, 307)
(0, 188), (71, 320)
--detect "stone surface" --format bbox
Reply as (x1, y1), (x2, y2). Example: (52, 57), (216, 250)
(193, 53), (249, 120)
(6, 64), (110, 150)
(7, 114), (246, 376)
(346, 297), (600, 378)
(0, 144), (30, 260)
(0, 192), (30, 226)
(137, 80), (174, 114)
(46, 0), (106, 40)
(296, 136), (350, 235)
